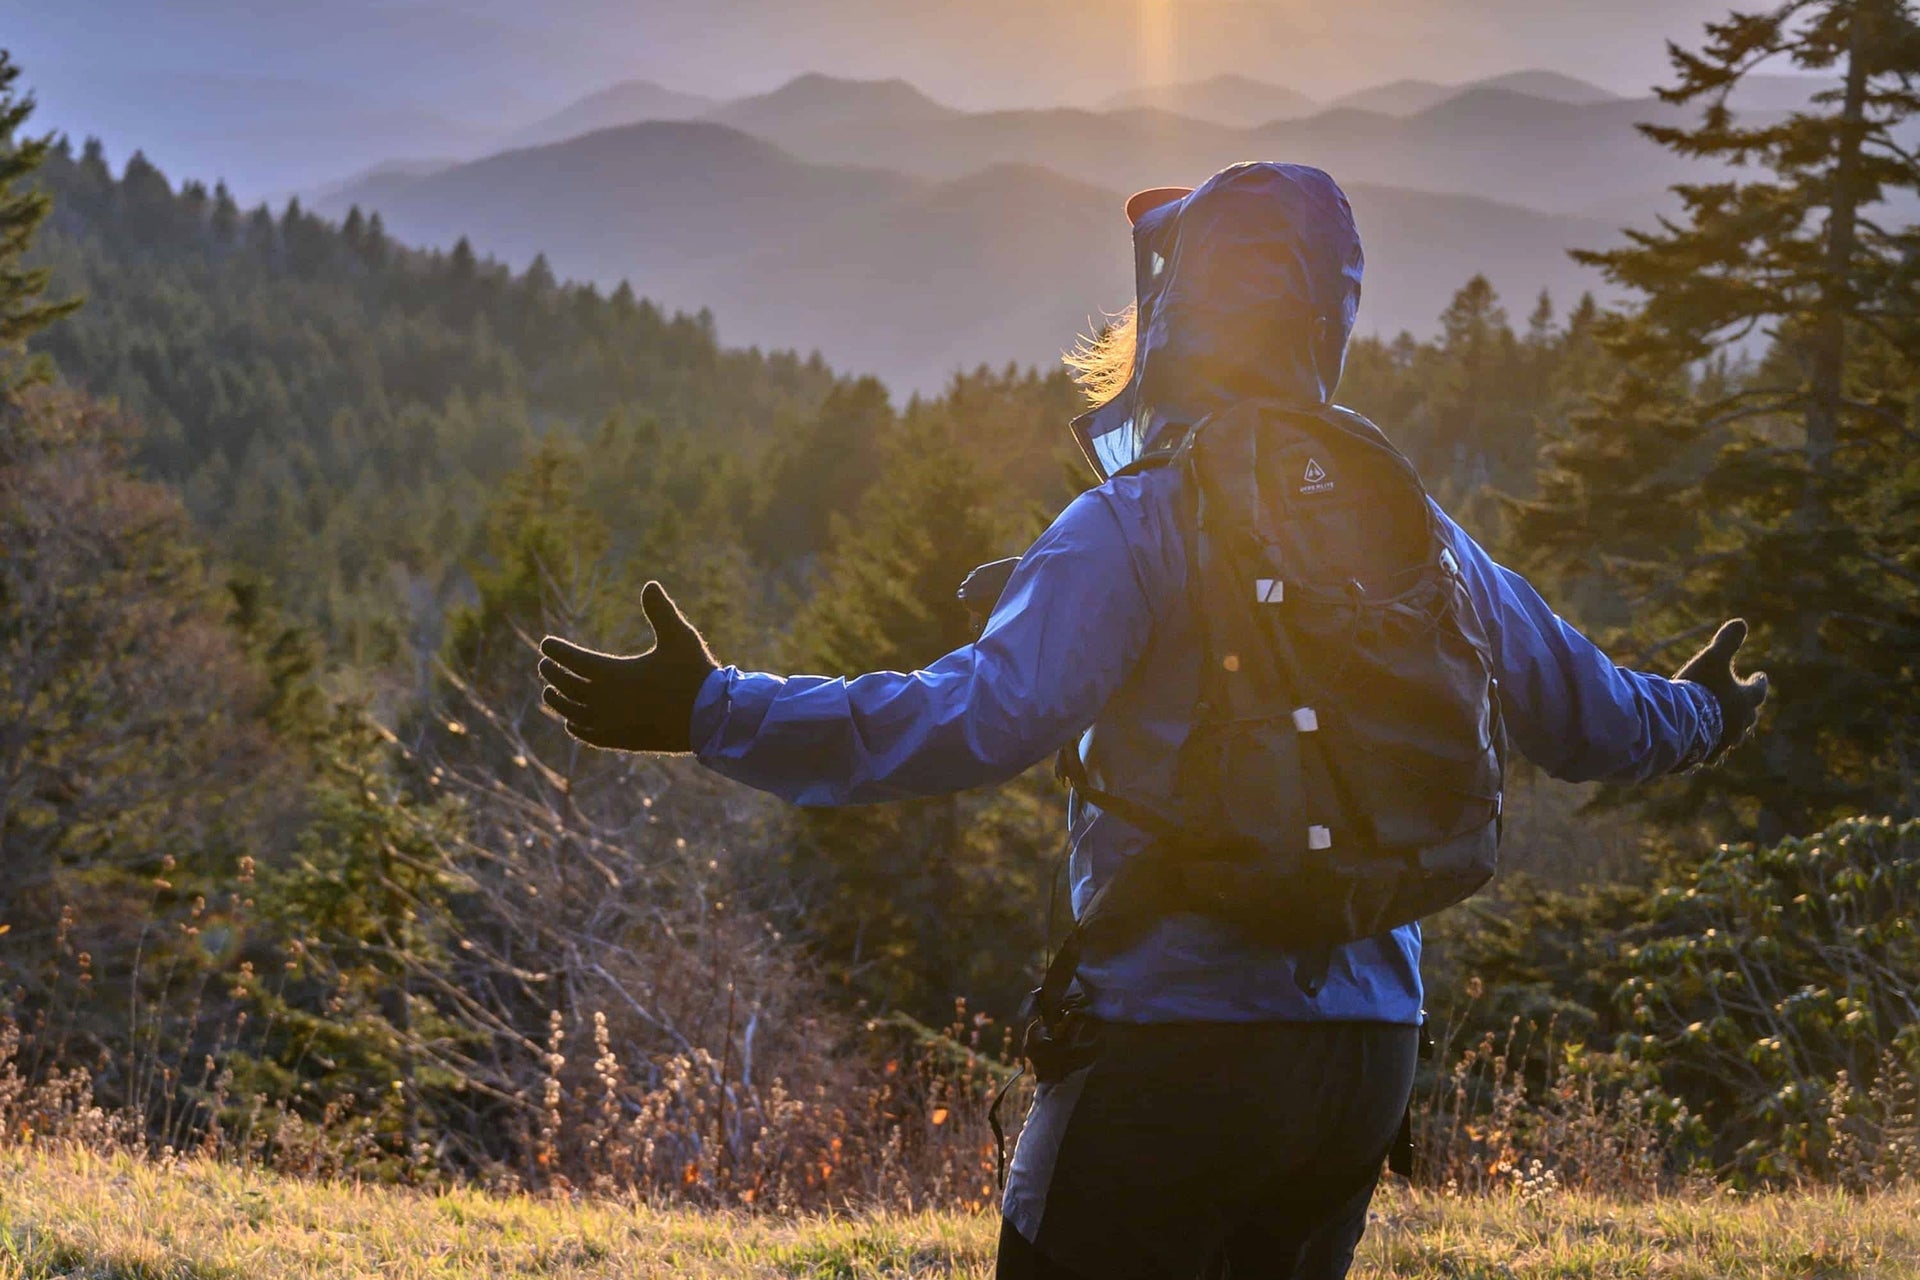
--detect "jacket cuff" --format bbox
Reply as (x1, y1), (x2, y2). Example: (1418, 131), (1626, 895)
(690, 666), (735, 757)
(1675, 678), (1724, 771)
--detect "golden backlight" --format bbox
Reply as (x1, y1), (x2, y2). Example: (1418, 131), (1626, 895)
(1137, 0), (1176, 96)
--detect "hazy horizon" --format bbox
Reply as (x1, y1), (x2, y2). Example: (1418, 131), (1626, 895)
(10, 0), (1796, 200)
(7, 0), (1846, 390)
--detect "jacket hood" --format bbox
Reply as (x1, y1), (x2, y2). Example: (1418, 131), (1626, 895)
(1072, 162), (1364, 478)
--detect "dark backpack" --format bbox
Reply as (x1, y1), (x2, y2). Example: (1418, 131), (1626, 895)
(1048, 399), (1506, 1005)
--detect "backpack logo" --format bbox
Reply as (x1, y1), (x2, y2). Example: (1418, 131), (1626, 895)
(1299, 457), (1335, 495)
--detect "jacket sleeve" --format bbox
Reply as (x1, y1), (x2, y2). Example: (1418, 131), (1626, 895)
(1436, 507), (1721, 783)
(690, 488), (1157, 805)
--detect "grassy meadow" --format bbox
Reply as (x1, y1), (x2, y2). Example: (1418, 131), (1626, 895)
(3, 1146), (1916, 1279)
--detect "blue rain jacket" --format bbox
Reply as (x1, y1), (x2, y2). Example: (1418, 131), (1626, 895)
(692, 163), (1721, 1024)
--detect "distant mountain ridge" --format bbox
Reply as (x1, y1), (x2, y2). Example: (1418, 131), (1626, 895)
(503, 67), (1632, 164)
(573, 74), (1744, 217)
(1097, 74), (1319, 126)
(310, 64), (1799, 389)
(707, 73), (962, 133)
(511, 80), (716, 148)
(1328, 69), (1619, 115)
(1475, 70), (1622, 104)
(710, 158), (1619, 393)
(321, 116), (1622, 392)
(311, 157), (456, 209)
(260, 66), (1678, 211)
(347, 120), (915, 290)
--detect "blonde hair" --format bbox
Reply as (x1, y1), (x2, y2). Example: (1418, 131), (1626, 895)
(1063, 304), (1138, 405)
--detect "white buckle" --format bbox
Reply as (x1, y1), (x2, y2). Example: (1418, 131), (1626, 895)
(1291, 707), (1319, 733)
(1255, 578), (1285, 603)
(1307, 825), (1332, 851)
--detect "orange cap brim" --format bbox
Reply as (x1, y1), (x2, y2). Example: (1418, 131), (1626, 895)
(1125, 185), (1193, 224)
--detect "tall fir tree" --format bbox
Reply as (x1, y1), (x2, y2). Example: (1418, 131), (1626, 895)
(0, 49), (79, 396)
(750, 376), (893, 569)
(1514, 0), (1920, 834)
(446, 433), (611, 695)
(782, 416), (1053, 1017)
(1427, 274), (1528, 512)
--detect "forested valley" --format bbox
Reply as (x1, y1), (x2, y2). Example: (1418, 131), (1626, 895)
(3, 4), (1917, 1208)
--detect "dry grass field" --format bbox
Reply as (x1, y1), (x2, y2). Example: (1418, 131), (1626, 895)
(2, 1146), (1917, 1279)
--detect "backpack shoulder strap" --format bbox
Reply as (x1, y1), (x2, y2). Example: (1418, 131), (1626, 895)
(1054, 742), (1184, 846)
(1109, 422), (1193, 478)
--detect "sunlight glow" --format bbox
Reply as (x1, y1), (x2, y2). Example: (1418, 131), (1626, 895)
(1137, 0), (1175, 90)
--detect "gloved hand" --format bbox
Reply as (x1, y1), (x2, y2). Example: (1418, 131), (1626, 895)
(537, 582), (718, 753)
(957, 556), (1021, 635)
(1674, 618), (1769, 764)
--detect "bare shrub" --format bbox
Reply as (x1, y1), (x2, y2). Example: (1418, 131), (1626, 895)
(1823, 1051), (1920, 1190)
(1414, 1011), (1703, 1200)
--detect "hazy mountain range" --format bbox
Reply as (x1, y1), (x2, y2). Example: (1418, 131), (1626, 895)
(302, 67), (1834, 390)
(509, 81), (719, 149)
(317, 105), (1620, 390)
(1327, 69), (1624, 116)
(314, 66), (1827, 191)
(664, 81), (1710, 218)
(1097, 74), (1323, 125)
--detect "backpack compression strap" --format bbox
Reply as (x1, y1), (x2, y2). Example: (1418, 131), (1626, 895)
(1047, 745), (1335, 1002)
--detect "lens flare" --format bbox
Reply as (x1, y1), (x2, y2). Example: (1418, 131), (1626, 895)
(1137, 0), (1175, 90)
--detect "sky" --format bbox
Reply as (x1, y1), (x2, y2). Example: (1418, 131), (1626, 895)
(8, 0), (1748, 198)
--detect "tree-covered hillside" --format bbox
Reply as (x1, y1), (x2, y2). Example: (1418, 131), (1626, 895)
(27, 138), (842, 664)
(11, 113), (1631, 1046)
(26, 136), (1606, 677)
(11, 127), (1681, 1031)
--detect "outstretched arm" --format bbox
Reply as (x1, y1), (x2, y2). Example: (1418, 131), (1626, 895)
(691, 489), (1158, 806)
(1436, 508), (1747, 783)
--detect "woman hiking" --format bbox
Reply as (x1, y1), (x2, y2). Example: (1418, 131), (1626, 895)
(535, 161), (1768, 1279)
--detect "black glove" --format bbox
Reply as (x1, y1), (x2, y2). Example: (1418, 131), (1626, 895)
(1674, 618), (1769, 764)
(957, 556), (1021, 635)
(537, 582), (718, 753)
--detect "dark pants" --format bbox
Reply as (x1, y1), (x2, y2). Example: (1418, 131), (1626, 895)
(997, 1021), (1417, 1280)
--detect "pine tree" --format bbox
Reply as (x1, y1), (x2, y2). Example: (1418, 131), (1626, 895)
(782, 417), (1050, 1016)
(1429, 275), (1525, 505)
(1514, 0), (1920, 833)
(210, 181), (239, 244)
(120, 151), (174, 247)
(750, 376), (893, 568)
(447, 433), (611, 688)
(0, 49), (80, 395)
(246, 710), (472, 1152)
(1549, 293), (1611, 405)
(74, 137), (112, 204)
(362, 210), (388, 268)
